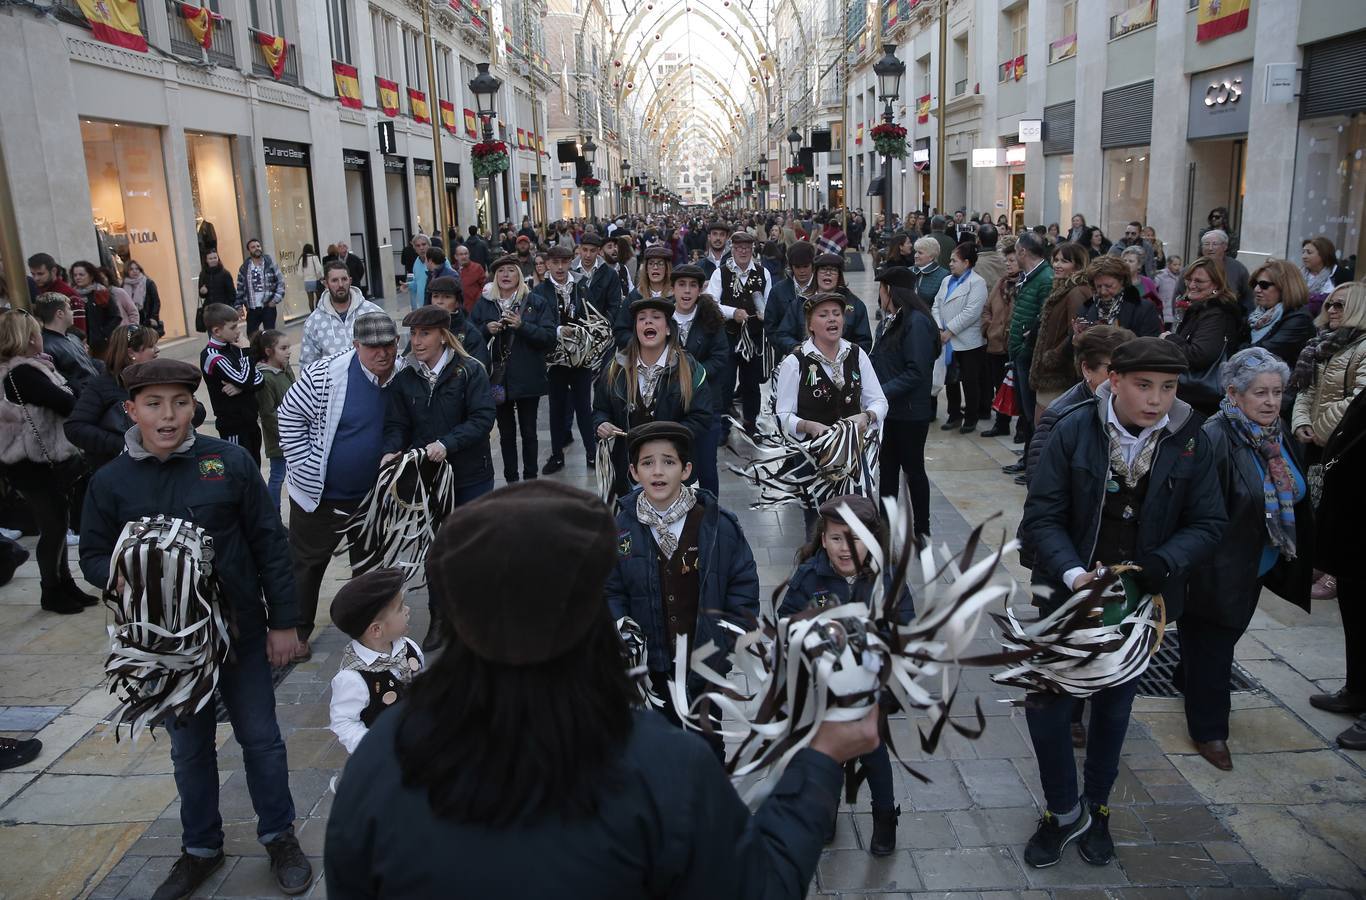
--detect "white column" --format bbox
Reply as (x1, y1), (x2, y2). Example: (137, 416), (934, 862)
(1240, 0), (1303, 258)
(1070, 0), (1108, 224)
(1022, 0), (1048, 226)
(1145, 0), (1192, 251)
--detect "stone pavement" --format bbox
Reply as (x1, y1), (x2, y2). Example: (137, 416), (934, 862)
(1, 265), (1364, 898)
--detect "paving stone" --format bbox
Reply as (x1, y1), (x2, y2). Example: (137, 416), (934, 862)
(0, 704), (65, 731)
(912, 847), (1021, 891)
(1108, 889), (1189, 900)
(956, 759), (1035, 808)
(817, 849), (923, 893)
(0, 771), (35, 807)
(1254, 625), (1351, 681)
(1170, 750), (1366, 805)
(851, 810), (958, 850)
(1201, 840), (1252, 864)
(1238, 659), (1361, 744)
(0, 822), (146, 899)
(902, 760), (972, 811)
(1285, 801), (1366, 878)
(1190, 888), (1294, 899)
(1133, 706), (1325, 756)
(2, 773), (179, 824)
(1221, 861), (1275, 886)
(827, 810), (864, 851)
(1132, 804), (1229, 843)
(1116, 843), (1226, 886)
(1014, 845), (1130, 889)
(49, 722), (176, 775)
(946, 807), (1041, 848)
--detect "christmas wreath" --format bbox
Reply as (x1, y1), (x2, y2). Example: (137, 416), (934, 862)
(784, 165), (806, 185)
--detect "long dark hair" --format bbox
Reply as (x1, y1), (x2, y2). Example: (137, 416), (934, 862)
(771, 513), (883, 608)
(395, 607), (636, 826)
(690, 292), (727, 334)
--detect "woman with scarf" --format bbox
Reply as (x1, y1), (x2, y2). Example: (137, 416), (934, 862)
(1184, 348), (1313, 771)
(1246, 259), (1315, 369)
(593, 296), (713, 498)
(1163, 257), (1250, 416)
(122, 260), (163, 334)
(628, 245), (673, 305)
(1077, 255), (1162, 338)
(1300, 237), (1339, 316)
(932, 242), (990, 433)
(809, 253), (873, 352)
(69, 260), (138, 352)
(1027, 242), (1091, 422)
(1290, 281), (1366, 600)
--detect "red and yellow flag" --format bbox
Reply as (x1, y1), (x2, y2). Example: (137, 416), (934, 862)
(440, 100), (457, 134)
(917, 94), (931, 124)
(332, 61), (362, 109)
(855, 122), (864, 145)
(77, 0), (147, 52)
(463, 108), (478, 138)
(178, 3), (213, 49)
(408, 88), (430, 124)
(1196, 0), (1249, 42)
(255, 31), (287, 80)
(516, 128), (527, 149)
(376, 78), (399, 117)
(1014, 54), (1025, 81)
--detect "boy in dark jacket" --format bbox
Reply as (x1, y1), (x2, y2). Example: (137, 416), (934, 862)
(604, 422), (759, 756)
(200, 302), (264, 468)
(425, 276), (489, 370)
(79, 358), (309, 899)
(1018, 336), (1225, 869)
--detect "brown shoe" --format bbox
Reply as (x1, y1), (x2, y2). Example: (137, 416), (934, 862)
(1196, 740), (1232, 770)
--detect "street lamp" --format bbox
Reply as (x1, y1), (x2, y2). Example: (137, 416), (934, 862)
(786, 127), (801, 211)
(873, 44), (905, 232)
(582, 135), (598, 222)
(468, 61), (503, 235)
(621, 159), (631, 217)
(757, 154), (768, 211)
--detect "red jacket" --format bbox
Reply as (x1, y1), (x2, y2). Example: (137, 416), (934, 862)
(457, 262), (486, 313)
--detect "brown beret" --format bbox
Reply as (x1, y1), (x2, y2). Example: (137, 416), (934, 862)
(803, 291), (847, 318)
(787, 241), (816, 268)
(627, 420), (694, 461)
(706, 221), (730, 233)
(426, 481), (619, 664)
(579, 232), (605, 247)
(670, 263), (706, 284)
(813, 252), (844, 271)
(818, 494), (881, 535)
(729, 230), (757, 245)
(642, 245), (672, 260)
(1110, 336), (1190, 375)
(545, 245), (574, 260)
(402, 306), (452, 329)
(122, 358), (201, 395)
(332, 567), (405, 639)
(489, 254), (521, 275)
(428, 276), (459, 296)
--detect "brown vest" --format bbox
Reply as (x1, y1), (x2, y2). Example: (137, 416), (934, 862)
(794, 350), (862, 426)
(655, 505), (704, 645)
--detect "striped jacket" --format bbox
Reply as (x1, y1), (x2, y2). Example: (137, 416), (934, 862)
(277, 350), (402, 512)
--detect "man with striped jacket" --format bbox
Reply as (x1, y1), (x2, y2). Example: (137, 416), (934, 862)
(276, 312), (401, 659)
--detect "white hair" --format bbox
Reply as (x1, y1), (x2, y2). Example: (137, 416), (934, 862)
(913, 236), (940, 258)
(1201, 229), (1229, 246)
(1220, 347), (1289, 393)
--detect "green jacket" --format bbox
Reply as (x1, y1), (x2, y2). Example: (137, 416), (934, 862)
(1008, 261), (1053, 359)
(256, 363), (297, 459)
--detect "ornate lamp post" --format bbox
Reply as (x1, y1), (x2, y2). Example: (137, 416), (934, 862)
(786, 127), (801, 211)
(873, 44), (906, 230)
(582, 135), (597, 223)
(621, 159), (631, 217)
(468, 62), (503, 235)
(757, 153), (768, 210)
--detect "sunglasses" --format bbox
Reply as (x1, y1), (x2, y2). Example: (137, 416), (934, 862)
(1252, 280), (1277, 291)
(1326, 301), (1346, 311)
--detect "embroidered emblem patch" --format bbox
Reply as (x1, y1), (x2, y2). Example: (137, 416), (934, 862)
(618, 530), (632, 557)
(198, 456), (226, 480)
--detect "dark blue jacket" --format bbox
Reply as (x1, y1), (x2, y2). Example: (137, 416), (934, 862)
(779, 287), (873, 353)
(1020, 383), (1227, 618)
(403, 308), (488, 371)
(870, 307), (939, 422)
(606, 488), (759, 676)
(778, 550), (914, 625)
(580, 263), (625, 344)
(679, 312), (731, 415)
(383, 354), (496, 489)
(472, 290), (558, 400)
(593, 350), (715, 442)
(765, 277), (806, 358)
(80, 434), (296, 634)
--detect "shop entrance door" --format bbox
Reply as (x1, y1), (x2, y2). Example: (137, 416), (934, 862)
(1182, 139), (1245, 261)
(1010, 173), (1026, 232)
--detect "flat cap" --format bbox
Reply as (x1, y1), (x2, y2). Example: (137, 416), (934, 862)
(427, 481), (619, 664)
(579, 232), (605, 247)
(488, 253), (521, 275)
(629, 295), (675, 318)
(813, 252), (844, 270)
(1109, 336), (1190, 375)
(402, 306), (452, 329)
(705, 221), (730, 233)
(331, 568), (405, 640)
(803, 290), (847, 318)
(875, 265), (918, 290)
(545, 244), (574, 260)
(627, 420), (694, 460)
(787, 240), (817, 268)
(428, 275), (460, 296)
(642, 245), (672, 260)
(818, 494), (881, 535)
(121, 358), (201, 394)
(729, 230), (757, 245)
(670, 263), (707, 284)
(353, 312), (398, 346)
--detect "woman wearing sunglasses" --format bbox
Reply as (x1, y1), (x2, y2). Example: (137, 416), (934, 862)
(1247, 260), (1315, 368)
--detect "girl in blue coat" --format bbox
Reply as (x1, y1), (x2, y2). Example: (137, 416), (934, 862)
(777, 494), (914, 857)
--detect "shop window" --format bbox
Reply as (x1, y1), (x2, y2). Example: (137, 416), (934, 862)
(264, 157), (317, 321)
(1102, 146), (1150, 238)
(186, 133), (244, 276)
(81, 120), (186, 340)
(327, 0), (352, 64)
(1290, 113), (1366, 271)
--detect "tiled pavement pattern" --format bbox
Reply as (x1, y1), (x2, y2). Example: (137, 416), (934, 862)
(1, 265), (1364, 899)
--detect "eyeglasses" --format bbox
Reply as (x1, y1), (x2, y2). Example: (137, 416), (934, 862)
(1326, 301), (1346, 311)
(1252, 280), (1277, 291)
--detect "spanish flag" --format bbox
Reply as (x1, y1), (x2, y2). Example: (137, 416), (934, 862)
(255, 31), (287, 80)
(440, 100), (457, 134)
(463, 108), (478, 138)
(178, 3), (213, 49)
(333, 61), (362, 109)
(77, 0), (147, 52)
(377, 78), (399, 117)
(516, 128), (526, 150)
(1196, 0), (1249, 42)
(408, 88), (430, 124)
(855, 122), (864, 146)
(917, 93), (931, 124)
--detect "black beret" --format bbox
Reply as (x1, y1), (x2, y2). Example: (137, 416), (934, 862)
(875, 266), (917, 290)
(332, 568), (405, 639)
(787, 241), (817, 267)
(489, 254), (521, 275)
(706, 221), (730, 233)
(670, 263), (706, 284)
(426, 481), (619, 664)
(642, 245), (672, 260)
(813, 252), (844, 270)
(428, 276), (459, 295)
(402, 306), (452, 329)
(629, 295), (675, 318)
(803, 291), (847, 318)
(545, 245), (574, 259)
(122, 358), (201, 395)
(579, 232), (605, 247)
(729, 230), (757, 245)
(1109, 337), (1190, 375)
(627, 420), (693, 461)
(818, 494), (880, 535)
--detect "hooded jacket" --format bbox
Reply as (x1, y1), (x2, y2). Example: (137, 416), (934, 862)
(299, 289), (386, 367)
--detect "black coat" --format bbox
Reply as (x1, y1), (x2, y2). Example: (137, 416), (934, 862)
(1314, 388), (1366, 578)
(139, 279), (162, 326)
(1251, 307), (1316, 368)
(464, 235), (491, 267)
(198, 266), (236, 307)
(472, 291), (558, 400)
(1186, 415), (1313, 630)
(870, 307), (938, 423)
(323, 707), (841, 899)
(1167, 298), (1249, 413)
(679, 314), (731, 415)
(1078, 287), (1163, 338)
(383, 355), (496, 489)
(593, 351), (714, 440)
(344, 252), (367, 289)
(581, 264), (626, 346)
(64, 373), (205, 468)
(765, 277), (805, 358)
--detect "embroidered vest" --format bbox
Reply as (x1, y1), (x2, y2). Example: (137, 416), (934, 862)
(720, 265), (765, 339)
(1093, 470), (1151, 567)
(795, 350), (862, 426)
(655, 505), (704, 646)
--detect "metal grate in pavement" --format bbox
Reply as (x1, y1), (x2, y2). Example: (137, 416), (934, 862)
(1135, 628), (1258, 698)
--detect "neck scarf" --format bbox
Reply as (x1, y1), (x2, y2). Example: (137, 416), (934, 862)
(1248, 302), (1284, 344)
(638, 351), (669, 407)
(1219, 395), (1297, 556)
(124, 273), (148, 310)
(75, 281), (109, 307)
(414, 349), (451, 389)
(1105, 419), (1161, 488)
(341, 639), (417, 684)
(809, 341), (851, 389)
(1291, 326), (1365, 391)
(636, 483), (698, 558)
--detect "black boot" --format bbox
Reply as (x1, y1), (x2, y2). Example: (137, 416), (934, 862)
(422, 605), (446, 653)
(151, 851), (225, 900)
(869, 805), (900, 856)
(40, 587), (83, 615)
(62, 577), (99, 607)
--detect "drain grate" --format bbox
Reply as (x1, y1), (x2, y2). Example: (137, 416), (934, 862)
(212, 661), (299, 723)
(1135, 628), (1259, 698)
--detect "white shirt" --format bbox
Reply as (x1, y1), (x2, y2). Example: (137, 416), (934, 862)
(328, 637), (426, 754)
(673, 308), (697, 345)
(645, 508), (687, 549)
(705, 259), (771, 321)
(774, 338), (888, 439)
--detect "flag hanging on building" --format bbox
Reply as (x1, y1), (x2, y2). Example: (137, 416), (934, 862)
(855, 122), (864, 145)
(333, 61), (362, 109)
(463, 108), (478, 138)
(516, 128), (526, 149)
(255, 31), (287, 79)
(1014, 54), (1025, 80)
(178, 3), (214, 49)
(440, 100), (457, 134)
(377, 78), (399, 117)
(917, 94), (930, 124)
(77, 0), (148, 52)
(408, 88), (430, 124)
(1196, 0), (1249, 42)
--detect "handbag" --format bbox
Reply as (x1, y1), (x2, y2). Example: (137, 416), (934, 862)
(194, 304), (207, 333)
(992, 367), (1020, 416)
(4, 372), (83, 482)
(488, 337), (511, 406)
(1178, 337), (1228, 411)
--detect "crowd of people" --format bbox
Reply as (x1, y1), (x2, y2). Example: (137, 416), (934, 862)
(0, 200), (1362, 898)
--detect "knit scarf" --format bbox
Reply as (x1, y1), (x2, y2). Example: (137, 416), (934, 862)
(1219, 395), (1297, 557)
(1247, 302), (1284, 344)
(340, 639), (417, 684)
(123, 272), (148, 311)
(1094, 290), (1123, 325)
(75, 281), (110, 308)
(1105, 421), (1161, 489)
(1291, 326), (1364, 391)
(636, 483), (698, 558)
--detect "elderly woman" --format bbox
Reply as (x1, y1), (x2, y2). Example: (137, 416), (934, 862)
(1247, 259), (1315, 368)
(910, 236), (948, 309)
(1184, 348), (1313, 770)
(932, 242), (989, 432)
(1027, 242), (1091, 420)
(1300, 236), (1339, 316)
(1078, 255), (1162, 338)
(1163, 257), (1250, 416)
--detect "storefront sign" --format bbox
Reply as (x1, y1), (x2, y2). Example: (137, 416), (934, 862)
(377, 121), (397, 155)
(1018, 120), (1043, 143)
(1264, 63), (1296, 104)
(413, 159), (433, 176)
(343, 150), (368, 171)
(263, 139), (309, 167)
(383, 155), (405, 174)
(972, 148), (1002, 168)
(1005, 145), (1026, 164)
(445, 162), (460, 186)
(1187, 62), (1251, 140)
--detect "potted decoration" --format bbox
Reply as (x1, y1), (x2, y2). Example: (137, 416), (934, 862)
(785, 165), (806, 185)
(870, 123), (908, 159)
(580, 176), (601, 197)
(471, 140), (509, 178)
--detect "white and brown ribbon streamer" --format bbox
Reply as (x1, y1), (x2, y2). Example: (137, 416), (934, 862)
(339, 450), (456, 585)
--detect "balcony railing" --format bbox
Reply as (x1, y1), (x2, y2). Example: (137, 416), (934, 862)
(54, 0), (149, 38)
(167, 2), (236, 68)
(249, 27), (298, 85)
(1110, 0), (1156, 39)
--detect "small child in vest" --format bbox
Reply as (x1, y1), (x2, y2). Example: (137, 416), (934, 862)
(328, 568), (425, 754)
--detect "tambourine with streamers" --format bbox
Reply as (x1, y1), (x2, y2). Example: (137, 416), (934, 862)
(339, 450), (456, 584)
(727, 415), (880, 511)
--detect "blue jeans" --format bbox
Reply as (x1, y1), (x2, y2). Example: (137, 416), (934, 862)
(1025, 677), (1141, 814)
(691, 419), (722, 498)
(168, 633), (295, 853)
(266, 457), (286, 515)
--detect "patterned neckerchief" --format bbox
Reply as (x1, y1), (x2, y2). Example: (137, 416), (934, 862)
(636, 483), (698, 558)
(808, 341), (852, 389)
(340, 639), (418, 684)
(638, 353), (669, 407)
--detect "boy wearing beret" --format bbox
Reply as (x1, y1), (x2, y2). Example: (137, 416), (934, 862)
(604, 422), (759, 755)
(1019, 337), (1226, 868)
(328, 568), (425, 754)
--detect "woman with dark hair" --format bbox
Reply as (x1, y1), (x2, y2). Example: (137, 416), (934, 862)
(1164, 257), (1251, 416)
(196, 249), (236, 327)
(66, 324), (160, 469)
(299, 243), (323, 311)
(1248, 259), (1315, 368)
(1027, 242), (1091, 420)
(1078, 254), (1162, 338)
(1300, 236), (1339, 315)
(69, 260), (137, 352)
(1200, 207), (1239, 258)
(881, 231), (913, 270)
(121, 260), (163, 334)
(870, 267), (939, 541)
(1084, 226), (1111, 259)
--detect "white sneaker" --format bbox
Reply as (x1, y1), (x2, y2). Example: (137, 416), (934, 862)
(0, 527), (21, 541)
(66, 531), (80, 547)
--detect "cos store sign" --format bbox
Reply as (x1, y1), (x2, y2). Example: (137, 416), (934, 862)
(1187, 63), (1251, 140)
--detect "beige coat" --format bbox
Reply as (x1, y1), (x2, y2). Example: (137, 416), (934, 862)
(0, 356), (81, 466)
(1292, 334), (1366, 444)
